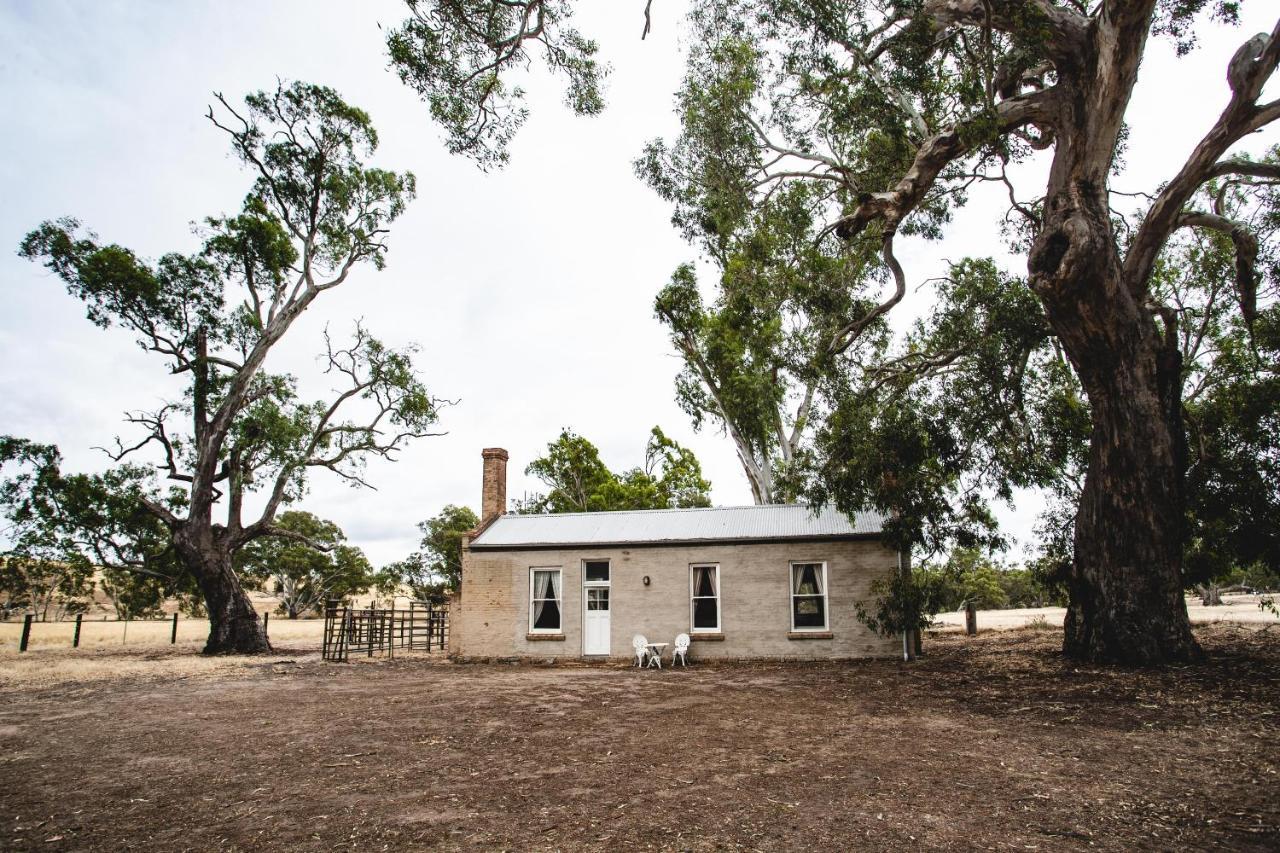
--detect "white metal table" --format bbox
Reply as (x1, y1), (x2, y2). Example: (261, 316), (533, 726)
(644, 642), (668, 668)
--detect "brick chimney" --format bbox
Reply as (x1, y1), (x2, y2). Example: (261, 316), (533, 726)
(480, 448), (509, 522)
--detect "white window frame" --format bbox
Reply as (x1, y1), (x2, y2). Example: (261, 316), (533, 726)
(789, 561), (829, 632)
(689, 563), (721, 633)
(582, 559), (611, 586)
(582, 560), (611, 626)
(529, 567), (563, 634)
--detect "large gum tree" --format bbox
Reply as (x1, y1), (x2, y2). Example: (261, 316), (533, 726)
(777, 0), (1279, 664)
(387, 0), (1280, 664)
(18, 82), (438, 654)
(641, 2), (1280, 663)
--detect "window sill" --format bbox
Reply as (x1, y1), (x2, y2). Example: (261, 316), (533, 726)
(787, 631), (833, 640)
(526, 633), (565, 642)
(689, 632), (724, 641)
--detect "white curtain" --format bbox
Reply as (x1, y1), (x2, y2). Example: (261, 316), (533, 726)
(532, 570), (560, 628)
(794, 564), (823, 596)
(692, 566), (719, 630)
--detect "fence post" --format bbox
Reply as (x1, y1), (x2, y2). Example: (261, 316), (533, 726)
(409, 601), (416, 651)
(171, 612), (179, 644)
(19, 613), (32, 652)
(386, 609), (394, 660)
(965, 601), (978, 636)
(73, 613), (83, 648)
(263, 611), (269, 640)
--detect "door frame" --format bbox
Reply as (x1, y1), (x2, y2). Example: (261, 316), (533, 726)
(581, 559), (611, 656)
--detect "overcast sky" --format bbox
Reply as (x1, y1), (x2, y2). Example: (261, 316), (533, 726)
(1, 1), (1276, 566)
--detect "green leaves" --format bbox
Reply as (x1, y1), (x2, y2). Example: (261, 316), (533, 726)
(808, 257), (1085, 554)
(387, 0), (607, 169)
(1183, 305), (1280, 583)
(235, 510), (376, 617)
(15, 81), (439, 640)
(19, 220), (224, 358)
(518, 427), (712, 513)
(652, 179), (878, 503)
(384, 504), (481, 600)
(0, 437), (185, 617)
(215, 81), (416, 274)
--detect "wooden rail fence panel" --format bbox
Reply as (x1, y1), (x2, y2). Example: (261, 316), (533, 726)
(321, 601), (448, 662)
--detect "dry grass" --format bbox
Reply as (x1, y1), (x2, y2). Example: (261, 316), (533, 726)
(1024, 613), (1055, 631)
(0, 647), (322, 690)
(932, 593), (1280, 632)
(0, 616), (323, 651)
(0, 618), (325, 689)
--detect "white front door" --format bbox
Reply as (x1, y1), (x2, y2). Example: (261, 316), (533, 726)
(583, 586), (611, 655)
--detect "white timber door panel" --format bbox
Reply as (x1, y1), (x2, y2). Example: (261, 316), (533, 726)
(583, 586), (611, 655)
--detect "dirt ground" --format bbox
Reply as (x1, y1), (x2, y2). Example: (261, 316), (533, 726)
(1, 625), (1276, 851)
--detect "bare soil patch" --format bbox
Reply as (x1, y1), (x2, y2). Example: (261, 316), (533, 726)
(0, 624), (1276, 851)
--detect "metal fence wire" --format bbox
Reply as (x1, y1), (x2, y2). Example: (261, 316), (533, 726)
(321, 601), (448, 662)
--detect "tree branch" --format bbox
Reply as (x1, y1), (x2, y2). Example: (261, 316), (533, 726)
(830, 87), (1059, 239)
(1124, 21), (1280, 293)
(923, 0), (1088, 62)
(1176, 210), (1260, 326)
(1204, 159), (1280, 182)
(827, 230), (909, 356)
(257, 524), (335, 552)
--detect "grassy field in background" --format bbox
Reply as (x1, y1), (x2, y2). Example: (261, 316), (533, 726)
(0, 616), (325, 651)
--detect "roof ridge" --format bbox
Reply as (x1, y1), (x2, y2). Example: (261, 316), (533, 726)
(470, 504), (886, 548)
(493, 503), (828, 521)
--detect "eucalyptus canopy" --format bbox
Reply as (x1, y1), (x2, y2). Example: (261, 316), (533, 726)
(387, 0), (608, 169)
(387, 0), (1280, 663)
(638, 0), (1280, 664)
(517, 426), (713, 513)
(17, 82), (440, 653)
(649, 184), (879, 504)
(383, 503), (480, 601)
(235, 510), (379, 619)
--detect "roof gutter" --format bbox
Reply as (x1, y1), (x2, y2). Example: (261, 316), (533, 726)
(466, 532), (885, 551)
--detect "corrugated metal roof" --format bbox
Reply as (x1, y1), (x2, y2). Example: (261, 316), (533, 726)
(468, 504), (885, 549)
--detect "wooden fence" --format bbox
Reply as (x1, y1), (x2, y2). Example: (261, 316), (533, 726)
(321, 601), (448, 662)
(8, 611), (276, 652)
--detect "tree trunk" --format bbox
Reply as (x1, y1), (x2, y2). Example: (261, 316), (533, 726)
(1031, 202), (1199, 663)
(174, 532), (270, 655)
(1062, 354), (1198, 664)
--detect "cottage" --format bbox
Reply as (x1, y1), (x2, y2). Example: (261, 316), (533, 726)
(452, 448), (907, 661)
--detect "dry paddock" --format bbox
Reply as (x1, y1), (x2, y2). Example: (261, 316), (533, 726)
(0, 617), (324, 653)
(0, 625), (1276, 851)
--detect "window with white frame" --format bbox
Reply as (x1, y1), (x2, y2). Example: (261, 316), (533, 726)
(529, 568), (562, 632)
(790, 562), (827, 630)
(584, 560), (610, 583)
(690, 564), (720, 632)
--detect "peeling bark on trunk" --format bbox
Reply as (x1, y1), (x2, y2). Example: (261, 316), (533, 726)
(814, 0), (1277, 666)
(174, 533), (270, 655)
(1031, 179), (1198, 665)
(1062, 346), (1198, 664)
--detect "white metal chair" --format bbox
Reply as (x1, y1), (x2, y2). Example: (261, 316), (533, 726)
(632, 634), (649, 668)
(672, 633), (690, 667)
